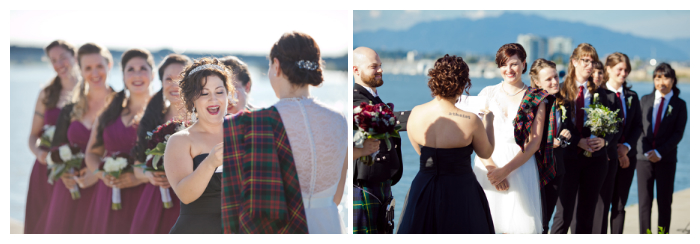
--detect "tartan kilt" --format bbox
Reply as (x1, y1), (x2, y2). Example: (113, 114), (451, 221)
(353, 180), (393, 234)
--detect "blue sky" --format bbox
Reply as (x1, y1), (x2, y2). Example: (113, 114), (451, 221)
(354, 10), (690, 41)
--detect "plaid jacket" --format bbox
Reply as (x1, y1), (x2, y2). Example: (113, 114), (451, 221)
(222, 107), (309, 234)
(513, 87), (556, 188)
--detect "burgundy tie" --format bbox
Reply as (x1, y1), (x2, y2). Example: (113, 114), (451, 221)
(576, 86), (584, 133)
(652, 96), (665, 149)
(617, 92), (626, 143)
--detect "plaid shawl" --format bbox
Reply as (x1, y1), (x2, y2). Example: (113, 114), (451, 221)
(513, 87), (556, 188)
(222, 107), (309, 234)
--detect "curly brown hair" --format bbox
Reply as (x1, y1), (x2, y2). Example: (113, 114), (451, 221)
(427, 54), (471, 98)
(269, 31), (324, 87)
(178, 58), (235, 117)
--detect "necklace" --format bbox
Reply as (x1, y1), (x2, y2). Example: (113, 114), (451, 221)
(501, 82), (527, 96)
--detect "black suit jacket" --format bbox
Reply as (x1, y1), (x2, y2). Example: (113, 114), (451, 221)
(617, 89), (643, 157)
(602, 89), (624, 161)
(352, 83), (404, 185)
(564, 87), (618, 158)
(637, 92), (687, 163)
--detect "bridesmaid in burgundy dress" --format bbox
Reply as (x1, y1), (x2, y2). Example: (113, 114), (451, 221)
(129, 54), (192, 234)
(24, 40), (79, 234)
(84, 48), (154, 233)
(42, 43), (115, 233)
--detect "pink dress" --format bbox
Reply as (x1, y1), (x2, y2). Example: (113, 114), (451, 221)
(129, 183), (181, 233)
(24, 107), (61, 234)
(83, 118), (145, 234)
(42, 121), (97, 233)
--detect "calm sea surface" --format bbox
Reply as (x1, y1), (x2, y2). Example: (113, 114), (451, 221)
(375, 74), (690, 228)
(10, 63), (350, 224)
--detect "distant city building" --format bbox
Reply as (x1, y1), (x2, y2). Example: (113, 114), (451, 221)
(548, 36), (573, 63)
(517, 34), (548, 65)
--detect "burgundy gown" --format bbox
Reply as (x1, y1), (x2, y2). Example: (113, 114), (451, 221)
(42, 121), (97, 233)
(83, 118), (145, 234)
(24, 107), (61, 234)
(129, 183), (181, 233)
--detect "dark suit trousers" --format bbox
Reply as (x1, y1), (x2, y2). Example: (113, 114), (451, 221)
(592, 157), (619, 233)
(636, 158), (676, 233)
(551, 153), (608, 234)
(609, 156), (637, 234)
(541, 173), (561, 234)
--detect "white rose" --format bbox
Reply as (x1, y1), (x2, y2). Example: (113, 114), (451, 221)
(104, 157), (128, 172)
(59, 145), (73, 162)
(353, 106), (362, 114)
(44, 125), (56, 141)
(46, 152), (54, 166)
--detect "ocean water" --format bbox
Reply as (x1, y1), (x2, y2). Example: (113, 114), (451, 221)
(374, 74), (691, 226)
(10, 63), (350, 225)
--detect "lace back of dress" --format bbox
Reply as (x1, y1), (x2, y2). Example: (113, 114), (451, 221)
(274, 98), (348, 201)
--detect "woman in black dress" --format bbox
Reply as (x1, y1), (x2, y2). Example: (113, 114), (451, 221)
(396, 54), (495, 234)
(636, 63), (687, 234)
(164, 58), (235, 234)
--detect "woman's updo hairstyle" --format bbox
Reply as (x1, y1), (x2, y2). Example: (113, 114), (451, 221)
(178, 58), (234, 114)
(528, 58), (557, 88)
(427, 54), (471, 98)
(496, 43), (527, 73)
(269, 31), (324, 87)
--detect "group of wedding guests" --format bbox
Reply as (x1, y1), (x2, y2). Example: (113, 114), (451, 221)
(25, 31), (348, 234)
(352, 43), (687, 234)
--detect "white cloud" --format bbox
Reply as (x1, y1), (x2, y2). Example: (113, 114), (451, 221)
(370, 10), (381, 18)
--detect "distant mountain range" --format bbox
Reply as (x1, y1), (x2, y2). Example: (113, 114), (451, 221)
(9, 46), (348, 71)
(354, 13), (689, 61)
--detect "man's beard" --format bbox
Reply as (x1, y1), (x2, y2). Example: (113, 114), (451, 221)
(361, 72), (383, 88)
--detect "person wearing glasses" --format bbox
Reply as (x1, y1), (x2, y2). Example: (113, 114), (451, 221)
(550, 43), (618, 234)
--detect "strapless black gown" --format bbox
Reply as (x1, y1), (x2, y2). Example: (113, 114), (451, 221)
(169, 154), (222, 234)
(396, 145), (495, 234)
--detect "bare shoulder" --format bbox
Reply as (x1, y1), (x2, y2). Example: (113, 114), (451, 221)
(168, 127), (193, 146)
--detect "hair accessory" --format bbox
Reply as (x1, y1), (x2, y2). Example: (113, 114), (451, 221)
(296, 60), (318, 70)
(190, 107), (197, 122)
(188, 64), (225, 77)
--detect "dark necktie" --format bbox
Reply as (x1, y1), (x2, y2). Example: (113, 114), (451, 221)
(652, 96), (665, 149)
(576, 86), (584, 133)
(617, 92), (626, 143)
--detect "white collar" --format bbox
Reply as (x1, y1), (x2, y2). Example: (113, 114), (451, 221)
(606, 82), (624, 94)
(655, 89), (673, 100)
(576, 79), (588, 89)
(359, 84), (378, 98)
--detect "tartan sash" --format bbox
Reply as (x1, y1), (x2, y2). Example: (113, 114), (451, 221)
(513, 87), (556, 188)
(222, 107), (309, 234)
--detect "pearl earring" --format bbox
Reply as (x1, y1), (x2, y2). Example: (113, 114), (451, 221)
(190, 107), (197, 122)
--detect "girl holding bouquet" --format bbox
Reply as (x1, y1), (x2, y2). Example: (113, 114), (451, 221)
(42, 43), (115, 233)
(163, 58), (230, 234)
(84, 48), (154, 233)
(24, 40), (79, 234)
(551, 43), (616, 234)
(129, 54), (192, 234)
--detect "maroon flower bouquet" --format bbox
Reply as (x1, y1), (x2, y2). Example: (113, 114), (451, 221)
(352, 102), (402, 165)
(136, 119), (189, 209)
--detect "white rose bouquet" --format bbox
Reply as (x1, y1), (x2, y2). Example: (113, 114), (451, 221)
(39, 125), (56, 149)
(98, 153), (133, 210)
(581, 93), (623, 157)
(46, 143), (85, 199)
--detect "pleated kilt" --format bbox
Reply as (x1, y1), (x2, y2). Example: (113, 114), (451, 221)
(353, 179), (393, 234)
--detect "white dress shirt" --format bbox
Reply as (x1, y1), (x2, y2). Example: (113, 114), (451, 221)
(607, 83), (631, 151)
(648, 90), (674, 158)
(359, 84), (378, 98)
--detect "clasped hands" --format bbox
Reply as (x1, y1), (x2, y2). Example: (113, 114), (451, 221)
(485, 165), (510, 191)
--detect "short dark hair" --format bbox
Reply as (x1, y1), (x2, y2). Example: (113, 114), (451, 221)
(653, 62), (680, 96)
(427, 54), (471, 98)
(220, 56), (252, 86)
(496, 43), (527, 73)
(179, 58), (234, 113)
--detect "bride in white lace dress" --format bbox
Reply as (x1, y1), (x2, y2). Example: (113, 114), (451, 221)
(473, 44), (543, 233)
(268, 32), (348, 234)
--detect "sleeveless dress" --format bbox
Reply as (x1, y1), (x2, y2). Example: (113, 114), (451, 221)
(42, 121), (97, 233)
(274, 97), (348, 234)
(24, 107), (61, 234)
(397, 145), (495, 233)
(169, 153), (222, 234)
(474, 83), (543, 233)
(83, 118), (145, 234)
